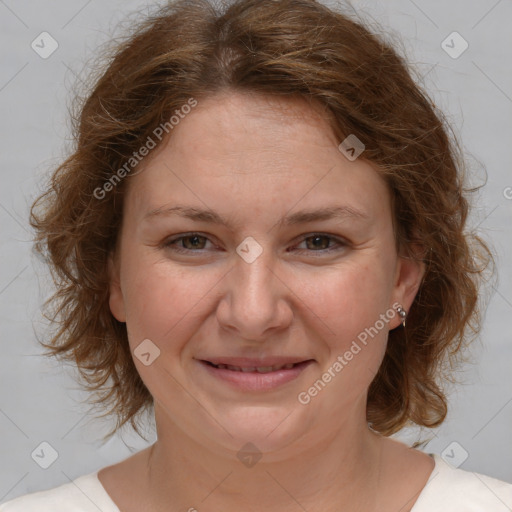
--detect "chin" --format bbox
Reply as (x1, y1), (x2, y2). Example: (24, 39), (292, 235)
(208, 404), (311, 457)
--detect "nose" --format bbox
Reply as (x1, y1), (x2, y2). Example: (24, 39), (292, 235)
(216, 245), (293, 342)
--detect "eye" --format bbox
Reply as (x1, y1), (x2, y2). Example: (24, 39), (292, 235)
(162, 233), (214, 253)
(293, 234), (347, 254)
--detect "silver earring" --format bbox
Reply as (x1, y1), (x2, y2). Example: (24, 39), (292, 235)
(396, 305), (407, 327)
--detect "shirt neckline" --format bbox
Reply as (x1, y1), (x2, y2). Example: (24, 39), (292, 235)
(86, 452), (445, 512)
(409, 453), (445, 511)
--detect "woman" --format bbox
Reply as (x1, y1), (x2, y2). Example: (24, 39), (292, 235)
(1, 0), (510, 510)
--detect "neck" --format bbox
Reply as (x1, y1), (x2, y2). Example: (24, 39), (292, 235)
(145, 402), (385, 512)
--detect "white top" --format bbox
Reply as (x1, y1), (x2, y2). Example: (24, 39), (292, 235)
(1, 454), (511, 511)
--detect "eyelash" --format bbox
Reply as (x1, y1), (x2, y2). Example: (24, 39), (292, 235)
(162, 232), (347, 256)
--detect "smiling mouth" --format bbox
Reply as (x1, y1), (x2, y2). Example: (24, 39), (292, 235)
(202, 361), (301, 373)
(198, 358), (314, 391)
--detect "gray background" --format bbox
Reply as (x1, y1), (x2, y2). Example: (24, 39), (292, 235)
(1, 0), (511, 502)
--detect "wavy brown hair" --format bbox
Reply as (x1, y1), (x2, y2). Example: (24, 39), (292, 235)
(30, 0), (492, 439)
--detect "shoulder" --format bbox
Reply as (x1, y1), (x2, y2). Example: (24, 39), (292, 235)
(412, 454), (512, 512)
(0, 472), (120, 512)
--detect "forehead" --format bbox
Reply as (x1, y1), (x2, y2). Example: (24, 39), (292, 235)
(125, 91), (391, 225)
(167, 92), (340, 167)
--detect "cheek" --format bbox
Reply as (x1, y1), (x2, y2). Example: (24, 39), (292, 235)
(299, 260), (394, 384)
(120, 253), (221, 350)
(305, 260), (393, 334)
(118, 256), (222, 399)
(293, 268), (393, 414)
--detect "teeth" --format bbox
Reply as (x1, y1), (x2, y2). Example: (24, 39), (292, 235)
(256, 366), (274, 373)
(211, 362), (298, 372)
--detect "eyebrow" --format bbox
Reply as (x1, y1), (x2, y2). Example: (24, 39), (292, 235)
(143, 204), (369, 227)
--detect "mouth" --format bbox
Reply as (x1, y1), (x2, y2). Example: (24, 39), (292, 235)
(202, 361), (301, 373)
(197, 357), (315, 391)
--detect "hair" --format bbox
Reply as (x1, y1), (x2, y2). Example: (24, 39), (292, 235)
(30, 0), (493, 439)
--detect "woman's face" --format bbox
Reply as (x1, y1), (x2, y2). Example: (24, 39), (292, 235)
(109, 91), (423, 457)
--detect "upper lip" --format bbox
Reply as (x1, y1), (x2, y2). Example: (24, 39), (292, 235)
(199, 357), (313, 367)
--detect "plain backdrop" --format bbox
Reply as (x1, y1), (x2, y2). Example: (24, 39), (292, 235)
(1, 0), (511, 502)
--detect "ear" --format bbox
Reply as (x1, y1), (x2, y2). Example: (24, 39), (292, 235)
(389, 245), (426, 329)
(108, 251), (126, 323)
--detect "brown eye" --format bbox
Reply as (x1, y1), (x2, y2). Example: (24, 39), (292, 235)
(163, 233), (212, 253)
(295, 234), (346, 253)
(304, 235), (331, 250)
(180, 235), (208, 250)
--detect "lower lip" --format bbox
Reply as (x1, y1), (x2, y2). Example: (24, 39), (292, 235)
(198, 360), (314, 391)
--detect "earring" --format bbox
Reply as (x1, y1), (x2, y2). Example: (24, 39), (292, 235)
(396, 305), (407, 327)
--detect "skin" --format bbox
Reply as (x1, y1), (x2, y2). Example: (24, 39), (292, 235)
(101, 90), (434, 512)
